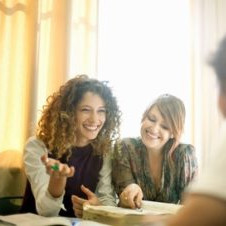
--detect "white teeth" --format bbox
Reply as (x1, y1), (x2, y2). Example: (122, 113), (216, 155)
(147, 131), (158, 139)
(84, 125), (98, 131)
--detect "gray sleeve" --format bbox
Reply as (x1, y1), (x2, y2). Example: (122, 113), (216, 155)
(95, 153), (117, 206)
(24, 136), (64, 216)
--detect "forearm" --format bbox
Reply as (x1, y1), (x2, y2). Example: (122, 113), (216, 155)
(24, 138), (64, 216)
(48, 176), (67, 198)
(166, 194), (226, 226)
(95, 154), (117, 206)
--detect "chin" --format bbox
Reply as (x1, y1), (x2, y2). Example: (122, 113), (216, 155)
(88, 133), (99, 140)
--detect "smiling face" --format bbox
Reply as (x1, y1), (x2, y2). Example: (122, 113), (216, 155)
(75, 91), (106, 147)
(140, 105), (172, 153)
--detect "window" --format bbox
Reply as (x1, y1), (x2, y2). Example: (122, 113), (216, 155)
(97, 0), (192, 142)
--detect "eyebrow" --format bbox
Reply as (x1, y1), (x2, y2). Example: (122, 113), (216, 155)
(79, 105), (106, 109)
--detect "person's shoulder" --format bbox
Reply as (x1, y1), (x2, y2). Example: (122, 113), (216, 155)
(25, 136), (46, 150)
(174, 143), (195, 157)
(121, 137), (139, 144)
(114, 137), (141, 155)
(120, 137), (142, 149)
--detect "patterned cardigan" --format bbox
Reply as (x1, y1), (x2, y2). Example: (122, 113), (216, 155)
(112, 137), (198, 203)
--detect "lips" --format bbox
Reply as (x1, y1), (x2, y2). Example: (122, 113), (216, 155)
(146, 130), (159, 139)
(83, 124), (101, 131)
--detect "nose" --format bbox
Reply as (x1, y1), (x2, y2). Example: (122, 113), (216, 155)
(89, 111), (99, 122)
(150, 122), (159, 132)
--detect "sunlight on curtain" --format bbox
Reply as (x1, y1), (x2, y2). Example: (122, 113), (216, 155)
(98, 0), (192, 142)
(0, 0), (98, 197)
(34, 0), (71, 122)
(68, 0), (98, 78)
(0, 0), (38, 153)
(190, 0), (226, 168)
(0, 0), (99, 154)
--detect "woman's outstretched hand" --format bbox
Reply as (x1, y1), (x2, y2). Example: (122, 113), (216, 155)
(41, 154), (75, 198)
(71, 185), (100, 218)
(41, 154), (75, 178)
(119, 183), (143, 209)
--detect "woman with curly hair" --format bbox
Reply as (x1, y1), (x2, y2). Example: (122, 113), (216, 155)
(21, 74), (121, 217)
(112, 94), (198, 209)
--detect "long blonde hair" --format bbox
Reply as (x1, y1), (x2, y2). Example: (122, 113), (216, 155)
(142, 94), (185, 168)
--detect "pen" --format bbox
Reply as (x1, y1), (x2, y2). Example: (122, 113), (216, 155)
(135, 202), (143, 212)
(51, 163), (59, 171)
(136, 207), (143, 212)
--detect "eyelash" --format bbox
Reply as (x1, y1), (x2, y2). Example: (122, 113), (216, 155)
(81, 108), (90, 112)
(161, 125), (169, 130)
(147, 116), (169, 130)
(147, 116), (155, 122)
(81, 108), (106, 113)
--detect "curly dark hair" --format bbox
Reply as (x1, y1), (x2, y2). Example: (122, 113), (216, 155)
(36, 74), (121, 159)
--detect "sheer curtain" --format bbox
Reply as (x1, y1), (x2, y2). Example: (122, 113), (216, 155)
(190, 0), (226, 169)
(0, 0), (98, 197)
(68, 0), (98, 77)
(0, 0), (38, 156)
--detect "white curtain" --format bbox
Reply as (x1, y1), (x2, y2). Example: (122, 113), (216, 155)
(68, 0), (98, 78)
(190, 0), (226, 169)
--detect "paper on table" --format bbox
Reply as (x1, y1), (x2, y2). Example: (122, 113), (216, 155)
(84, 200), (182, 217)
(0, 213), (71, 226)
(83, 200), (183, 225)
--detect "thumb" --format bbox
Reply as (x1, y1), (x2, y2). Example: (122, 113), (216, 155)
(135, 191), (143, 208)
(41, 154), (48, 164)
(81, 185), (95, 200)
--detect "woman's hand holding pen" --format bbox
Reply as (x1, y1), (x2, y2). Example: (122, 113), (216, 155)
(41, 154), (75, 198)
(71, 185), (100, 218)
(119, 183), (143, 209)
(41, 154), (75, 178)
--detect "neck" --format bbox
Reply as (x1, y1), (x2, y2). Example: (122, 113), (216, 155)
(147, 147), (163, 159)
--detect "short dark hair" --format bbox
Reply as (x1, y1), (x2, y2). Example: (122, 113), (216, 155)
(209, 36), (226, 93)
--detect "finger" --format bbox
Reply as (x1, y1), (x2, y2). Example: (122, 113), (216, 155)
(126, 190), (139, 209)
(73, 203), (83, 210)
(135, 191), (143, 208)
(41, 154), (49, 164)
(60, 164), (72, 176)
(48, 161), (60, 175)
(68, 166), (75, 177)
(81, 185), (96, 199)
(119, 192), (128, 205)
(119, 192), (134, 208)
(127, 195), (136, 209)
(74, 207), (83, 218)
(72, 195), (86, 205)
(83, 200), (90, 207)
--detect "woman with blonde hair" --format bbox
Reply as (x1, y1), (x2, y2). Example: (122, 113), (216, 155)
(21, 74), (121, 217)
(112, 94), (198, 209)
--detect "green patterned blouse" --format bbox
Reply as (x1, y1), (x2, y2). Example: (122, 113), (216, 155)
(112, 137), (198, 204)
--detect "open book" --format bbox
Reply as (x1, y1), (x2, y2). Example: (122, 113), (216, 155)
(0, 213), (71, 226)
(83, 200), (183, 225)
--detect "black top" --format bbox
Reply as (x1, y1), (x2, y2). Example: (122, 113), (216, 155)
(21, 144), (103, 217)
